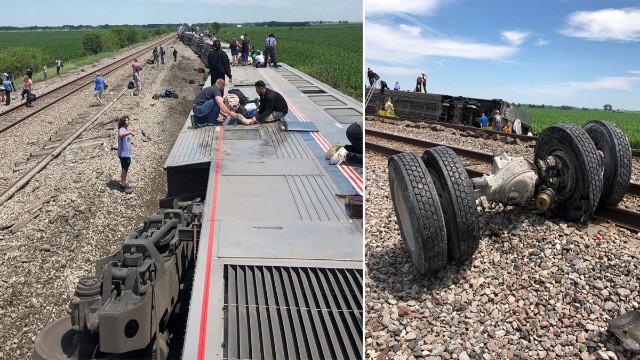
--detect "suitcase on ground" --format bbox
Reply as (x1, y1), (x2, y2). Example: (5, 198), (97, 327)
(27, 93), (37, 102)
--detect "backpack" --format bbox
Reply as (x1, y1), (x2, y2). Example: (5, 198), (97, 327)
(228, 88), (249, 105)
(163, 89), (173, 98)
(127, 81), (135, 89)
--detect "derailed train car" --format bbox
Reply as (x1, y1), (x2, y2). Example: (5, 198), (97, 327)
(366, 88), (533, 135)
(33, 32), (364, 360)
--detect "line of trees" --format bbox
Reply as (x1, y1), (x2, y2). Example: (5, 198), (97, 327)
(82, 26), (172, 55)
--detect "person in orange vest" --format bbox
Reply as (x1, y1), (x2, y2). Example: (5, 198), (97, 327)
(503, 123), (511, 133)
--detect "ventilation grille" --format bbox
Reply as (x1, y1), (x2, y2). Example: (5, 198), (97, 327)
(223, 265), (363, 360)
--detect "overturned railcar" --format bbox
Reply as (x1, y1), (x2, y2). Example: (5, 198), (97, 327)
(366, 89), (533, 135)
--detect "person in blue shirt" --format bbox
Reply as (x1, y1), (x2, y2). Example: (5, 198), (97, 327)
(94, 72), (105, 105)
(117, 115), (138, 193)
(479, 112), (489, 128)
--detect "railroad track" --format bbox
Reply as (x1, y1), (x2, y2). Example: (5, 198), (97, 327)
(0, 36), (174, 135)
(370, 115), (640, 157)
(366, 137), (640, 233)
(367, 129), (640, 197)
(0, 36), (175, 205)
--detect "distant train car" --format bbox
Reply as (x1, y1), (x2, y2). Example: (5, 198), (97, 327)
(366, 89), (532, 135)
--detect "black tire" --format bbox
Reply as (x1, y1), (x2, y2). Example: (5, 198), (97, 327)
(534, 124), (603, 222)
(388, 152), (447, 274)
(583, 120), (632, 206)
(422, 146), (480, 262)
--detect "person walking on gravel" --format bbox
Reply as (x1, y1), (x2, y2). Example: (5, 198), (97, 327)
(55, 59), (62, 75)
(160, 46), (166, 64)
(132, 71), (142, 96)
(43, 65), (48, 81)
(94, 72), (105, 105)
(117, 115), (137, 193)
(173, 48), (177, 62)
(21, 75), (33, 107)
(2, 74), (11, 105)
(132, 58), (141, 74)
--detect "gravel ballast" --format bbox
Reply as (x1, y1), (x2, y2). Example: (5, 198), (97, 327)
(365, 121), (640, 360)
(0, 37), (204, 359)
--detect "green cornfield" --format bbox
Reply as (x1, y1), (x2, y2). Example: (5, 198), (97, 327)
(218, 24), (363, 101)
(0, 30), (89, 65)
(525, 107), (640, 149)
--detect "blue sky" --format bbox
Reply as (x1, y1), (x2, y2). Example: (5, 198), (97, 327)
(366, 0), (640, 110)
(3, 0), (362, 27)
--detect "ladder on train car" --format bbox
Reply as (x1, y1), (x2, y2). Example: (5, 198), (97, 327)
(365, 79), (380, 108)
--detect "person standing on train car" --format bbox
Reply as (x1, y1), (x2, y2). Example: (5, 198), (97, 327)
(415, 71), (427, 92)
(394, 81), (400, 90)
(264, 33), (277, 68)
(241, 35), (249, 66)
(192, 79), (239, 127)
(207, 40), (232, 85)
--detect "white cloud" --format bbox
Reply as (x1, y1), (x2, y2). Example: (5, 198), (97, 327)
(367, 65), (418, 76)
(629, 70), (640, 75)
(559, 8), (640, 41)
(534, 38), (549, 46)
(526, 76), (640, 94)
(366, 0), (441, 16)
(365, 22), (517, 64)
(500, 30), (531, 46)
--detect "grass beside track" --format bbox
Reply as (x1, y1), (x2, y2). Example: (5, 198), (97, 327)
(218, 24), (363, 102)
(0, 30), (169, 83)
(525, 106), (640, 149)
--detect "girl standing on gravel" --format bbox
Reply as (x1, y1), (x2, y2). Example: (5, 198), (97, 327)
(94, 72), (105, 105)
(117, 115), (137, 193)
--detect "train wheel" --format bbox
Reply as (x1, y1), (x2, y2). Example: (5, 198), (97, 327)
(422, 146), (480, 262)
(534, 124), (603, 222)
(388, 152), (448, 274)
(583, 120), (632, 206)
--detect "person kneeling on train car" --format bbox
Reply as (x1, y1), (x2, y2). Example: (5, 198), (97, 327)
(192, 79), (239, 128)
(240, 80), (289, 125)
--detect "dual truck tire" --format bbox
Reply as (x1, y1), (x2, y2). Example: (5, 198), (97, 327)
(389, 121), (631, 274)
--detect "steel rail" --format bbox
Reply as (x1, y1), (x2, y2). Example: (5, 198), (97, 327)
(367, 140), (640, 232)
(0, 36), (174, 205)
(371, 114), (640, 157)
(0, 35), (174, 135)
(367, 129), (640, 197)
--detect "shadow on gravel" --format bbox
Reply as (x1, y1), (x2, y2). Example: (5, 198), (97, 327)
(106, 179), (122, 191)
(367, 206), (555, 301)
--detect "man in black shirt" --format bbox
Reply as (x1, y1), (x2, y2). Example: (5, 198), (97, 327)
(207, 40), (232, 85)
(192, 79), (238, 127)
(242, 80), (288, 125)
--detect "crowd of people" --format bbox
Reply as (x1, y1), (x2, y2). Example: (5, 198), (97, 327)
(188, 33), (361, 166)
(227, 33), (279, 68)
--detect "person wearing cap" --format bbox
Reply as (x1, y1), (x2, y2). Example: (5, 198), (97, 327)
(492, 110), (503, 132)
(394, 81), (400, 90)
(415, 71), (427, 93)
(207, 39), (232, 85)
(264, 33), (277, 68)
